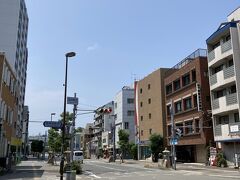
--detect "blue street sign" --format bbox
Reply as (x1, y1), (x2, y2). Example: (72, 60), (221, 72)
(43, 121), (62, 129)
(170, 138), (178, 145)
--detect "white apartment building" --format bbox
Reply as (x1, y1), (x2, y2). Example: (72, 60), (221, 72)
(92, 101), (114, 155)
(0, 0), (29, 140)
(207, 7), (240, 164)
(114, 86), (135, 150)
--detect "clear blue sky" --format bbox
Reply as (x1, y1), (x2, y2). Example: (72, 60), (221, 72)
(25, 0), (240, 136)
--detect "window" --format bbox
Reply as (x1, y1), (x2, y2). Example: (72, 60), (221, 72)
(148, 98), (151, 104)
(228, 59), (233, 67)
(216, 115), (229, 125)
(184, 97), (192, 110)
(149, 128), (152, 135)
(148, 84), (151, 90)
(173, 79), (181, 91)
(225, 34), (231, 42)
(214, 65), (223, 74)
(213, 41), (220, 49)
(175, 101), (182, 113)
(127, 98), (134, 104)
(182, 73), (190, 86)
(195, 119), (200, 133)
(192, 70), (196, 82)
(230, 85), (236, 94)
(103, 138), (106, 143)
(193, 94), (198, 108)
(214, 89), (226, 99)
(114, 103), (117, 109)
(141, 130), (143, 136)
(140, 116), (143, 121)
(166, 105), (171, 116)
(185, 121), (193, 134)
(124, 122), (129, 129)
(234, 113), (239, 123)
(168, 125), (172, 136)
(166, 84), (173, 95)
(149, 113), (151, 119)
(140, 88), (143, 94)
(140, 102), (143, 107)
(127, 110), (134, 116)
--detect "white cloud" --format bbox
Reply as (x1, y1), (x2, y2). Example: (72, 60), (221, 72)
(87, 43), (99, 51)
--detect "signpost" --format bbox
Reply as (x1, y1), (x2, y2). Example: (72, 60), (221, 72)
(43, 121), (62, 129)
(67, 96), (78, 105)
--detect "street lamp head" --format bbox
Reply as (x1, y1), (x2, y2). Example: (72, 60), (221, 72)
(51, 113), (56, 116)
(65, 52), (76, 58)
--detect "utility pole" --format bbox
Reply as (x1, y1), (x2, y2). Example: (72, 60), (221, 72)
(170, 99), (176, 170)
(137, 126), (140, 160)
(70, 93), (77, 162)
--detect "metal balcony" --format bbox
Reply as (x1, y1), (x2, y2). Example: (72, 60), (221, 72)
(223, 65), (235, 79)
(208, 50), (215, 62)
(221, 40), (232, 53)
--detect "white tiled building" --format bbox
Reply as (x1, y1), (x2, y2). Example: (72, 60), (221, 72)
(0, 0), (29, 140)
(206, 7), (240, 164)
(114, 86), (135, 150)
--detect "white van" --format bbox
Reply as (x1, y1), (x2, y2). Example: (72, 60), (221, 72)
(73, 151), (83, 163)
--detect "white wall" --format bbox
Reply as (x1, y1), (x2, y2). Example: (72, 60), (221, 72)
(114, 87), (135, 148)
(0, 0), (19, 68)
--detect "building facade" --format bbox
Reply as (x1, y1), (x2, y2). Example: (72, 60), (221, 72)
(0, 0), (29, 142)
(92, 101), (114, 156)
(136, 68), (169, 159)
(83, 123), (93, 158)
(165, 49), (213, 163)
(22, 106), (29, 156)
(114, 86), (135, 150)
(0, 53), (19, 167)
(206, 8), (240, 163)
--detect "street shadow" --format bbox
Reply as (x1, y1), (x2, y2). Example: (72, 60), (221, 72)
(0, 166), (44, 179)
(16, 165), (42, 170)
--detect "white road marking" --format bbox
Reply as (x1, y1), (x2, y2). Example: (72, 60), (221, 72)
(84, 171), (101, 179)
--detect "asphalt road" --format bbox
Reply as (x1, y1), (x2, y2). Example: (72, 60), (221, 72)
(82, 159), (240, 180)
(1, 158), (239, 180)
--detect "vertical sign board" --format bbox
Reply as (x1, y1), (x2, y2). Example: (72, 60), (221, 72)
(67, 97), (78, 105)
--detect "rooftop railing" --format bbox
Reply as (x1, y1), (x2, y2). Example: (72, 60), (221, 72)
(166, 49), (207, 75)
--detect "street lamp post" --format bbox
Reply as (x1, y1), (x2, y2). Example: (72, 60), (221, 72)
(51, 113), (56, 121)
(60, 52), (76, 180)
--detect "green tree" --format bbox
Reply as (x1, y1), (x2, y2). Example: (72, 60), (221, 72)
(75, 127), (84, 133)
(129, 143), (138, 160)
(60, 111), (74, 125)
(31, 140), (44, 153)
(48, 128), (62, 153)
(118, 129), (129, 158)
(149, 133), (164, 162)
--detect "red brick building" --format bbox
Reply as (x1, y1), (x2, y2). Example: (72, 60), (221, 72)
(164, 49), (213, 163)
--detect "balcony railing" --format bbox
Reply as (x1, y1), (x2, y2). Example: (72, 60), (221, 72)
(221, 40), (232, 53)
(223, 65), (235, 79)
(226, 93), (237, 106)
(208, 50), (215, 62)
(210, 73), (217, 86)
(215, 125), (222, 136)
(212, 98), (220, 110)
